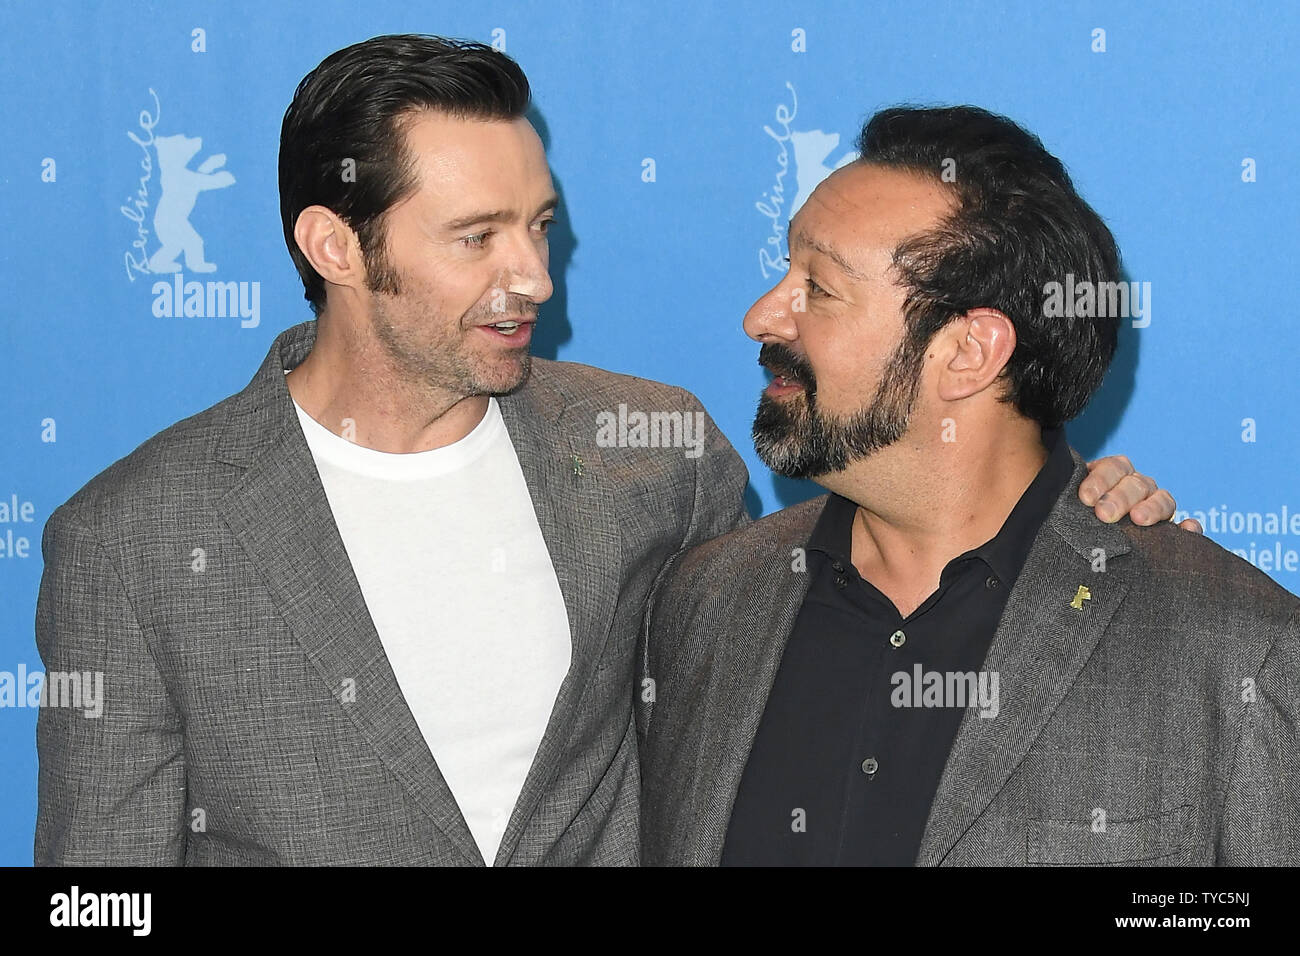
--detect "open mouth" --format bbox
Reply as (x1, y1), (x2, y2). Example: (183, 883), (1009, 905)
(763, 372), (806, 397)
(758, 345), (813, 398)
(478, 319), (535, 343)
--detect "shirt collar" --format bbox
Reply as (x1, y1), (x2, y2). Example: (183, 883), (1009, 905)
(972, 425), (1073, 584)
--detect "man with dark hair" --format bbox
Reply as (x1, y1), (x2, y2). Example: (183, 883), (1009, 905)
(638, 105), (1299, 866)
(35, 40), (1177, 866)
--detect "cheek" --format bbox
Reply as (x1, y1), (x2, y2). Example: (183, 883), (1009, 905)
(413, 263), (495, 315)
(804, 324), (876, 404)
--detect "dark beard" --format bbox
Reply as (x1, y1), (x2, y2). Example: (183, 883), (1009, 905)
(752, 337), (926, 480)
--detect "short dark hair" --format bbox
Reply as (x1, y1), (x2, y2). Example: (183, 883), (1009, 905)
(856, 105), (1121, 427)
(278, 34), (531, 316)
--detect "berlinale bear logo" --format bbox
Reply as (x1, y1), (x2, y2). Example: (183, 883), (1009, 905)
(120, 89), (260, 328)
(788, 128), (856, 218)
(755, 83), (857, 279)
(146, 132), (234, 273)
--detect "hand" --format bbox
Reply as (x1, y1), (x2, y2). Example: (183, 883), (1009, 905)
(1079, 455), (1203, 533)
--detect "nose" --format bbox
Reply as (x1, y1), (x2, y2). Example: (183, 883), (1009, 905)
(743, 273), (800, 344)
(503, 228), (553, 304)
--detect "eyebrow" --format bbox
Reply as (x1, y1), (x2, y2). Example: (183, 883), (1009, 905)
(443, 196), (559, 232)
(789, 227), (869, 282)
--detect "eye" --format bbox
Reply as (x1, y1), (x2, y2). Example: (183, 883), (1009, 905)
(534, 217), (556, 235)
(783, 257), (829, 297)
(461, 231), (491, 249)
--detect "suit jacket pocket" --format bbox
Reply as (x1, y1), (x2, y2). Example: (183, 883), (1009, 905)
(1027, 804), (1192, 866)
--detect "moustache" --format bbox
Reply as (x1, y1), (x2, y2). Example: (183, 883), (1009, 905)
(758, 343), (816, 390)
(467, 295), (540, 324)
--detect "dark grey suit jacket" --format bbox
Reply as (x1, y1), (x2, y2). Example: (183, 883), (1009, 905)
(35, 319), (749, 865)
(638, 449), (1300, 865)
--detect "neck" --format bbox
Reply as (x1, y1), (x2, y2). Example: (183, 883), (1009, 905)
(820, 414), (1049, 617)
(286, 313), (486, 453)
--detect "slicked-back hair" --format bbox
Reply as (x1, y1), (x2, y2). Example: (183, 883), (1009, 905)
(857, 105), (1121, 427)
(279, 34), (531, 316)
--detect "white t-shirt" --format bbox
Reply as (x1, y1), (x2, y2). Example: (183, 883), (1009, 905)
(290, 389), (572, 864)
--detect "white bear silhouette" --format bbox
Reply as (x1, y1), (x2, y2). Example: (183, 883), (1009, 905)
(147, 133), (234, 274)
(789, 129), (858, 221)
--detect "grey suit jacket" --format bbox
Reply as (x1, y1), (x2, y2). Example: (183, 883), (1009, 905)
(35, 319), (749, 865)
(638, 448), (1300, 865)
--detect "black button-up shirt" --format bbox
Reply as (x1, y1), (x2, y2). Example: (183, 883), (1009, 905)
(722, 428), (1074, 866)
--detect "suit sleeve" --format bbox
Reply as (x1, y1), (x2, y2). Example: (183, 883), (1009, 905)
(1217, 608), (1300, 865)
(636, 392), (749, 741)
(34, 505), (187, 865)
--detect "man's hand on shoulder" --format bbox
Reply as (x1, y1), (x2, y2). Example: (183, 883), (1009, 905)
(1079, 454), (1203, 532)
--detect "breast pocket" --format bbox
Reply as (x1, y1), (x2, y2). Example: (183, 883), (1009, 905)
(1026, 804), (1192, 866)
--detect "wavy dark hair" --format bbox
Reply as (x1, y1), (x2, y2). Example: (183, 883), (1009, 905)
(858, 105), (1121, 427)
(279, 34), (531, 316)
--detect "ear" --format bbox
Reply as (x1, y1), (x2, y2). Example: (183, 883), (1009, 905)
(936, 307), (1016, 402)
(292, 205), (366, 297)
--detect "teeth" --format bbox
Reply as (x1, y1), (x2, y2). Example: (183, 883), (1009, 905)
(492, 321), (520, 334)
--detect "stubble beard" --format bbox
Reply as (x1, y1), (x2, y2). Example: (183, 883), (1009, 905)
(365, 252), (533, 398)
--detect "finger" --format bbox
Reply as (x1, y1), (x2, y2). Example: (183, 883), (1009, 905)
(1078, 454), (1135, 505)
(1178, 517), (1204, 534)
(1130, 487), (1176, 525)
(1095, 472), (1158, 522)
(1081, 455), (1133, 509)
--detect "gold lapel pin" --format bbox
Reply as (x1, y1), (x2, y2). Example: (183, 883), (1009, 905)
(1069, 585), (1092, 610)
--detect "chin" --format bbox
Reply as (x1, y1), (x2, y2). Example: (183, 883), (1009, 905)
(753, 434), (819, 481)
(483, 354), (532, 396)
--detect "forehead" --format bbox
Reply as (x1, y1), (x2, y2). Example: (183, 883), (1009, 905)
(792, 163), (955, 268)
(397, 110), (552, 206)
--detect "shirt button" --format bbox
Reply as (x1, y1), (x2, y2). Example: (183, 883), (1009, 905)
(985, 576), (1000, 590)
(889, 630), (906, 648)
(861, 757), (879, 776)
(832, 561), (846, 573)
(835, 576), (847, 589)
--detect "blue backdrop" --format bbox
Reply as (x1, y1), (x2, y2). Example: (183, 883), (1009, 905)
(2, 0), (1297, 864)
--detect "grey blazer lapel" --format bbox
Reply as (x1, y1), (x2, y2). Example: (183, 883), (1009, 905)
(214, 322), (484, 865)
(492, 369), (623, 865)
(691, 507), (820, 865)
(916, 452), (1134, 866)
